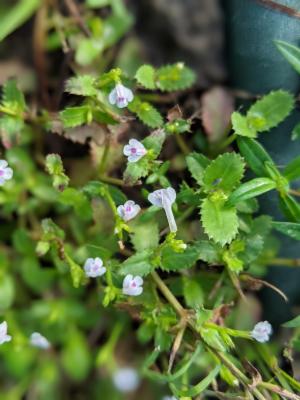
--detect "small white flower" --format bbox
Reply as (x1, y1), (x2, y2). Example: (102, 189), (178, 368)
(84, 257), (106, 278)
(117, 200), (141, 222)
(251, 321), (272, 343)
(30, 332), (51, 349)
(148, 187), (177, 232)
(113, 367), (140, 393)
(123, 139), (147, 163)
(0, 321), (11, 345)
(122, 274), (143, 296)
(108, 83), (134, 108)
(0, 160), (13, 185)
(162, 396), (178, 400)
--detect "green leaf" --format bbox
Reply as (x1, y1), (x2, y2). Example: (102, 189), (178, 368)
(227, 178), (276, 206)
(222, 240), (245, 273)
(65, 75), (97, 96)
(119, 250), (153, 276)
(237, 137), (274, 177)
(292, 122), (300, 141)
(160, 245), (200, 271)
(284, 155), (300, 182)
(247, 90), (294, 132)
(279, 194), (300, 222)
(2, 79), (26, 112)
(186, 152), (210, 185)
(231, 111), (257, 138)
(75, 38), (102, 66)
(64, 254), (85, 288)
(183, 278), (204, 308)
(201, 198), (239, 246)
(282, 315), (300, 328)
(60, 106), (91, 128)
(202, 152), (245, 193)
(128, 97), (163, 128)
(272, 221), (300, 241)
(0, 275), (15, 311)
(142, 128), (166, 157)
(275, 40), (300, 75)
(123, 156), (150, 185)
(0, 0), (40, 42)
(135, 65), (156, 89)
(59, 188), (93, 221)
(156, 63), (196, 92)
(130, 221), (159, 252)
(171, 365), (220, 397)
(45, 154), (69, 191)
(193, 240), (222, 264)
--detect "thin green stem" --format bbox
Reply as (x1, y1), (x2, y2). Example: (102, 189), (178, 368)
(289, 189), (300, 197)
(99, 140), (110, 175)
(270, 258), (300, 267)
(175, 133), (190, 155)
(217, 133), (237, 151)
(99, 175), (124, 187)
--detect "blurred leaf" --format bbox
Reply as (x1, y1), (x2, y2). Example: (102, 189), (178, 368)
(156, 63), (196, 92)
(65, 75), (97, 96)
(272, 221), (300, 241)
(282, 315), (300, 328)
(0, 274), (15, 311)
(160, 245), (199, 271)
(59, 188), (93, 221)
(75, 38), (103, 66)
(45, 154), (69, 191)
(275, 40), (300, 74)
(183, 278), (204, 308)
(279, 194), (300, 222)
(130, 220), (159, 252)
(60, 106), (91, 128)
(194, 240), (222, 264)
(284, 155), (300, 181)
(292, 122), (300, 141)
(62, 330), (92, 381)
(2, 79), (26, 112)
(0, 0), (40, 42)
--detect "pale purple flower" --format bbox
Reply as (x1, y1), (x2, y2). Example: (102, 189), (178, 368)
(117, 200), (140, 222)
(0, 160), (13, 185)
(30, 332), (51, 349)
(251, 321), (272, 343)
(113, 367), (140, 393)
(123, 139), (147, 163)
(122, 274), (143, 296)
(84, 257), (106, 278)
(0, 321), (11, 345)
(148, 187), (177, 232)
(108, 83), (133, 108)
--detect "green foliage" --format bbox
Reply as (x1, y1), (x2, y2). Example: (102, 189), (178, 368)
(202, 152), (245, 193)
(272, 221), (300, 241)
(186, 152), (210, 185)
(156, 63), (196, 91)
(201, 197), (239, 246)
(120, 250), (153, 276)
(45, 154), (69, 191)
(275, 40), (300, 74)
(60, 106), (92, 128)
(231, 111), (256, 138)
(135, 65), (156, 89)
(128, 97), (163, 128)
(282, 315), (300, 328)
(65, 75), (98, 96)
(227, 178), (276, 206)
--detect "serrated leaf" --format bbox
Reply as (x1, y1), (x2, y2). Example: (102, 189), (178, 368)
(247, 90), (294, 132)
(227, 178), (276, 206)
(45, 154), (69, 191)
(284, 155), (300, 182)
(282, 315), (300, 328)
(65, 254), (85, 288)
(2, 79), (26, 113)
(193, 240), (222, 264)
(275, 40), (300, 75)
(231, 111), (257, 138)
(135, 65), (155, 89)
(272, 221), (300, 241)
(202, 152), (245, 193)
(130, 221), (159, 252)
(156, 63), (196, 92)
(123, 156), (150, 185)
(60, 106), (90, 128)
(119, 250), (153, 276)
(237, 137), (274, 177)
(65, 75), (97, 96)
(279, 194), (300, 222)
(128, 97), (163, 128)
(201, 198), (238, 246)
(186, 152), (210, 185)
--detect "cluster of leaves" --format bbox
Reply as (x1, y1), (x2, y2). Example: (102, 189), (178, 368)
(2, 2), (300, 400)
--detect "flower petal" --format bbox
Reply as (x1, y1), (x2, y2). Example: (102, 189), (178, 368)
(3, 167), (13, 180)
(108, 88), (117, 105)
